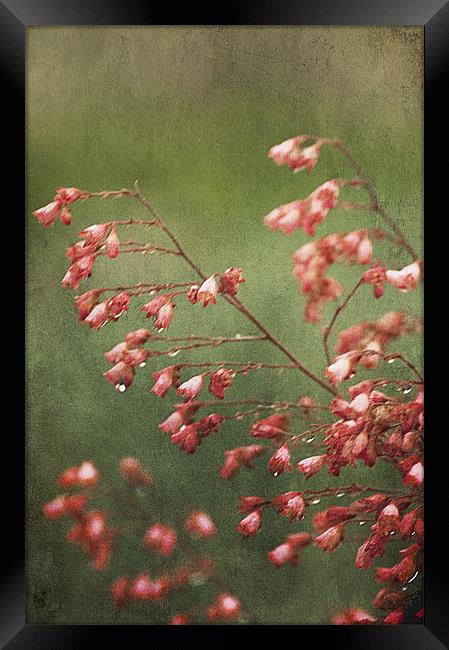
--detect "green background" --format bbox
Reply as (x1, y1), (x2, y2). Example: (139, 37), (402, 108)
(26, 27), (423, 624)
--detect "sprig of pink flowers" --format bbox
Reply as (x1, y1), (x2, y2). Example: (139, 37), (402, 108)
(36, 133), (423, 624)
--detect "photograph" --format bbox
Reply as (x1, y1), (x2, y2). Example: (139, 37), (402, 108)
(26, 26), (424, 626)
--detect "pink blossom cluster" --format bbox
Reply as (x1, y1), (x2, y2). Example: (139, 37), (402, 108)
(44, 458), (243, 624)
(292, 230), (373, 322)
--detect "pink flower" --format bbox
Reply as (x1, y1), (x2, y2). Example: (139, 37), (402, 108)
(376, 503), (400, 534)
(314, 524), (345, 553)
(383, 609), (404, 625)
(362, 264), (387, 298)
(208, 368), (233, 399)
(331, 608), (376, 625)
(56, 187), (83, 203)
(219, 267), (245, 296)
(151, 366), (179, 398)
(125, 329), (151, 346)
(61, 254), (96, 289)
(119, 457), (152, 487)
(239, 496), (267, 514)
(197, 413), (223, 436)
(111, 577), (129, 610)
(104, 342), (128, 364)
(33, 200), (62, 227)
(207, 594), (241, 621)
(250, 414), (289, 440)
(296, 454), (326, 478)
(74, 289), (104, 321)
(144, 524), (177, 556)
(403, 461), (424, 488)
(268, 136), (307, 166)
(357, 236), (373, 264)
(159, 411), (184, 434)
(79, 223), (109, 245)
(185, 511), (216, 538)
(122, 348), (148, 368)
(267, 543), (295, 567)
(141, 294), (171, 318)
(177, 374), (204, 401)
(325, 352), (355, 385)
(385, 261), (421, 291)
(129, 573), (152, 600)
(169, 614), (188, 625)
(105, 226), (120, 258)
(43, 496), (67, 518)
(187, 285), (199, 304)
(84, 301), (110, 329)
(268, 136), (322, 172)
(58, 460), (99, 488)
(103, 361), (135, 390)
(84, 511), (107, 542)
(170, 423), (200, 454)
(237, 509), (262, 538)
(268, 444), (292, 476)
(273, 492), (305, 521)
(197, 275), (218, 306)
(264, 199), (302, 235)
(154, 301), (175, 331)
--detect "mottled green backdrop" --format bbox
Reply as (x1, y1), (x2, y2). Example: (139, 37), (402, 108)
(26, 27), (423, 624)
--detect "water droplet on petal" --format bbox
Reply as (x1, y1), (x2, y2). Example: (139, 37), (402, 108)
(407, 571), (419, 584)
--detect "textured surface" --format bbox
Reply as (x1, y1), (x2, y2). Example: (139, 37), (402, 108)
(26, 27), (423, 624)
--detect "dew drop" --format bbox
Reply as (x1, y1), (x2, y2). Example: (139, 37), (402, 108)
(359, 521), (366, 526)
(402, 387), (413, 395)
(311, 498), (321, 505)
(336, 492), (345, 498)
(139, 362), (146, 368)
(156, 328), (165, 333)
(401, 586), (408, 592)
(149, 290), (156, 296)
(306, 436), (315, 444)
(348, 372), (355, 379)
(411, 531), (416, 536)
(387, 358), (396, 364)
(235, 333), (242, 339)
(168, 350), (180, 358)
(273, 472), (279, 477)
(117, 383), (127, 393)
(407, 571), (419, 584)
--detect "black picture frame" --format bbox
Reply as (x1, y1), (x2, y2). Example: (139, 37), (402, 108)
(2, 1), (447, 647)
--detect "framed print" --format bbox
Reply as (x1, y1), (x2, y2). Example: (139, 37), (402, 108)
(1, 0), (448, 647)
